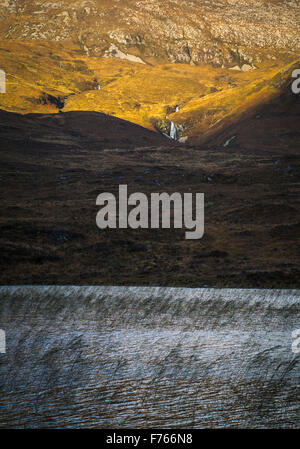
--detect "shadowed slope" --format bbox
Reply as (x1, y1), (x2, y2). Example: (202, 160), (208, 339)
(204, 79), (300, 152)
(0, 109), (172, 149)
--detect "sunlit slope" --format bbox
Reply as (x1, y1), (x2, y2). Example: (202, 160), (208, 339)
(64, 58), (253, 129)
(0, 40), (296, 140)
(0, 41), (96, 113)
(169, 60), (300, 144)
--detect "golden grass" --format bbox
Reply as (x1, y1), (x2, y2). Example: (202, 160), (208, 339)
(0, 39), (297, 138)
(169, 60), (300, 143)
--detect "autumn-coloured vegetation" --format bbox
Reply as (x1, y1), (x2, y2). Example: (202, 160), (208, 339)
(0, 39), (298, 145)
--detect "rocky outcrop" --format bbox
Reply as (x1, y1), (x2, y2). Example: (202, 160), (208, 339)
(0, 1), (299, 67)
(103, 43), (145, 64)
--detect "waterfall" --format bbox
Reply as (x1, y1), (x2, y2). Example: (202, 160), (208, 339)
(169, 121), (178, 140)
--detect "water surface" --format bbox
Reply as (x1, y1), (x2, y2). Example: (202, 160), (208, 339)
(0, 286), (299, 428)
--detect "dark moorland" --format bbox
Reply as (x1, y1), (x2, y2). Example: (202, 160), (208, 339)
(0, 84), (299, 287)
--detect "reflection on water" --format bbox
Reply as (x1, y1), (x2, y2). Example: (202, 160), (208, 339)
(0, 286), (299, 428)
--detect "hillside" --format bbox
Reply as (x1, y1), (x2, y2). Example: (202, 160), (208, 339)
(169, 60), (300, 144)
(0, 1), (299, 286)
(0, 108), (172, 149)
(0, 0), (299, 66)
(0, 106), (299, 287)
(0, 40), (299, 143)
(0, 1), (299, 142)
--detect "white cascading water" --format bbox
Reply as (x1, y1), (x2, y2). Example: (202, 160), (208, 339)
(0, 286), (299, 428)
(169, 121), (178, 140)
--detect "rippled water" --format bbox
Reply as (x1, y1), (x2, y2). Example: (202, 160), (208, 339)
(0, 286), (299, 428)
